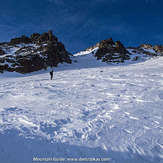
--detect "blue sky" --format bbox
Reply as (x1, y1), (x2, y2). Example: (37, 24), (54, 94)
(0, 0), (163, 52)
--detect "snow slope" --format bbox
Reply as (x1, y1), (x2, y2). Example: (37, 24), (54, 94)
(0, 51), (163, 163)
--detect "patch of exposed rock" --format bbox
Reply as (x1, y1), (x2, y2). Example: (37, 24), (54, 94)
(95, 38), (130, 63)
(153, 45), (163, 54)
(0, 31), (71, 74)
(132, 44), (163, 56)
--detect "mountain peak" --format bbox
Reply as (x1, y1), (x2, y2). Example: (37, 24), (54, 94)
(93, 38), (130, 63)
(0, 31), (71, 74)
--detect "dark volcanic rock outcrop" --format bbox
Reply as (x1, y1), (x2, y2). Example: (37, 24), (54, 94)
(9, 35), (32, 45)
(0, 31), (71, 74)
(95, 38), (130, 63)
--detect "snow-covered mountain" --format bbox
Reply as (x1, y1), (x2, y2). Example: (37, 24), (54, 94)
(0, 34), (163, 163)
(73, 40), (162, 66)
(1, 32), (163, 75)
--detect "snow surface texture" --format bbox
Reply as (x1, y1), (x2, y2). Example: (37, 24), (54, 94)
(0, 49), (163, 163)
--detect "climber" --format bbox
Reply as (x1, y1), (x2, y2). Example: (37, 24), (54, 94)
(50, 70), (53, 80)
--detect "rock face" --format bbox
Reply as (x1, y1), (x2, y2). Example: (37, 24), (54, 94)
(140, 44), (153, 49)
(0, 31), (71, 74)
(139, 44), (163, 54)
(95, 38), (130, 63)
(135, 44), (163, 56)
(153, 45), (163, 54)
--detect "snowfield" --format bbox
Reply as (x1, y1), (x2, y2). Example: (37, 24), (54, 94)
(0, 51), (163, 163)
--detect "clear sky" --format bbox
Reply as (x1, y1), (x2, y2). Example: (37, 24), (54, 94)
(0, 0), (163, 52)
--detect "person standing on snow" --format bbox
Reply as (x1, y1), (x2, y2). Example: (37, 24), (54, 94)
(50, 70), (53, 80)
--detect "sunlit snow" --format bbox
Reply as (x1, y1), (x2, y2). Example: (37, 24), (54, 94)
(0, 50), (163, 163)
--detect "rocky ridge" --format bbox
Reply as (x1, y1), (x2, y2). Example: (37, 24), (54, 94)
(0, 31), (71, 74)
(94, 38), (130, 63)
(84, 39), (163, 63)
(1, 34), (163, 74)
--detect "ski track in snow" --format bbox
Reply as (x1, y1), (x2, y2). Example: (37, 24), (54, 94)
(0, 53), (163, 163)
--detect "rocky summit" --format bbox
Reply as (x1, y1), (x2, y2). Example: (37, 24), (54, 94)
(127, 43), (163, 58)
(87, 39), (163, 64)
(95, 38), (130, 63)
(139, 44), (163, 54)
(0, 31), (71, 74)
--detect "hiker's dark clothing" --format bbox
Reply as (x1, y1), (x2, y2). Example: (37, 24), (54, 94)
(50, 71), (53, 80)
